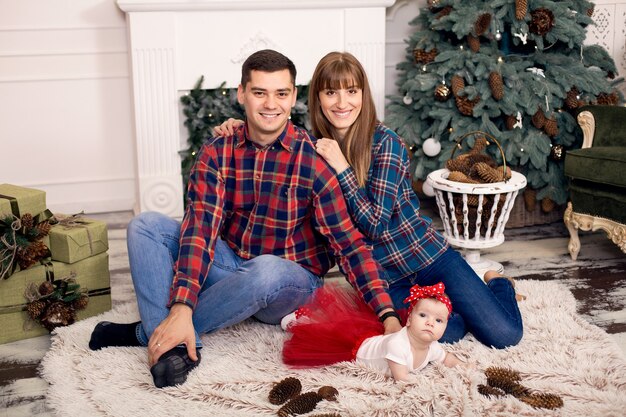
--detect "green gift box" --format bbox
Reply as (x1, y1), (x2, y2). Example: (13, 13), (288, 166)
(49, 215), (109, 264)
(0, 183), (47, 218)
(0, 252), (112, 345)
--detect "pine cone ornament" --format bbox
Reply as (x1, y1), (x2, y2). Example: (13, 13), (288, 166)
(35, 221), (51, 239)
(413, 48), (438, 64)
(16, 240), (50, 270)
(515, 0), (528, 20)
(73, 294), (89, 310)
(434, 83), (451, 101)
(436, 6), (453, 19)
(505, 114), (517, 130)
(317, 386), (339, 401)
(550, 144), (565, 161)
(478, 384), (506, 397)
(450, 75), (465, 96)
(489, 72), (504, 101)
(587, 6), (594, 17)
(277, 392), (323, 417)
(543, 117), (559, 138)
(541, 198), (556, 213)
(519, 392), (564, 409)
(39, 281), (55, 296)
(529, 8), (555, 36)
(474, 13), (492, 36)
(565, 87), (581, 109)
(427, 0), (441, 10)
(26, 300), (48, 320)
(467, 35), (481, 52)
(455, 96), (478, 116)
(531, 109), (546, 129)
(595, 92), (619, 105)
(523, 188), (537, 212)
(269, 377), (302, 405)
(39, 301), (76, 331)
(20, 213), (34, 229)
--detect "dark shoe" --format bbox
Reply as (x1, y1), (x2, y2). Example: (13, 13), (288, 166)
(150, 347), (201, 388)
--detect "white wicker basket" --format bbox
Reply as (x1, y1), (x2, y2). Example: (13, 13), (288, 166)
(425, 132), (527, 276)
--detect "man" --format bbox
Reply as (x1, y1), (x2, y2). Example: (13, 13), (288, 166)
(89, 49), (395, 388)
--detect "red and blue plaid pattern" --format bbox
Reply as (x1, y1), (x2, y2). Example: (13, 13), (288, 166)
(336, 124), (448, 283)
(171, 121), (393, 314)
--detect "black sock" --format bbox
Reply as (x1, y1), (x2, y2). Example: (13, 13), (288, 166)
(150, 347), (201, 388)
(89, 321), (142, 350)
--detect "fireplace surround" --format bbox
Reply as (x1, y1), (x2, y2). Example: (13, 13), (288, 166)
(117, 0), (396, 217)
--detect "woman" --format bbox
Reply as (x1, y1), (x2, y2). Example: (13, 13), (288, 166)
(215, 52), (522, 348)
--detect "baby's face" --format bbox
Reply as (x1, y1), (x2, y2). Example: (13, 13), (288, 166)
(406, 298), (449, 343)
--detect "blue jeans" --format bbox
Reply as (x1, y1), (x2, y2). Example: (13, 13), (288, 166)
(127, 212), (323, 347)
(388, 248), (523, 348)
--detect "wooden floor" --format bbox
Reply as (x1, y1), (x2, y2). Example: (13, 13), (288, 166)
(1, 209), (625, 416)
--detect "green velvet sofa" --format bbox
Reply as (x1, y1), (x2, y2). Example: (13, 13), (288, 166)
(564, 105), (626, 260)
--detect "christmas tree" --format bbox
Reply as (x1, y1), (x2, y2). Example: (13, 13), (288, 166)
(385, 0), (623, 212)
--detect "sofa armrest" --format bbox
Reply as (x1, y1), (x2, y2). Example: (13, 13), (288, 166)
(576, 105), (626, 149)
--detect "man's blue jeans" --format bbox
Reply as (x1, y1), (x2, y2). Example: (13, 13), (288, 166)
(127, 212), (323, 347)
(388, 248), (523, 348)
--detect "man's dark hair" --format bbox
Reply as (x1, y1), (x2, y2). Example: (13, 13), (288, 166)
(241, 49), (297, 87)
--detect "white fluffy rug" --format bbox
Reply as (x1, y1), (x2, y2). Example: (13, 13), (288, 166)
(41, 280), (626, 417)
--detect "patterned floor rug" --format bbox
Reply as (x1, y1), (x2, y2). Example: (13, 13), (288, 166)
(40, 280), (626, 417)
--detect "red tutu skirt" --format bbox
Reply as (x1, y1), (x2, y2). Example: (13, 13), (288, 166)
(282, 284), (384, 367)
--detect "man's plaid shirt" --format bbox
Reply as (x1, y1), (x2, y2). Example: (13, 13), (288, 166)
(170, 121), (393, 314)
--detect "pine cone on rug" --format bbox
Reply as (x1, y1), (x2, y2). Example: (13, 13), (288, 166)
(485, 367), (521, 382)
(519, 392), (564, 409)
(269, 377), (302, 405)
(477, 384), (506, 397)
(317, 386), (339, 401)
(277, 392), (323, 416)
(308, 414), (342, 417)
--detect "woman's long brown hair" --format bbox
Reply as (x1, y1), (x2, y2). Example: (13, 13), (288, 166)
(308, 52), (378, 187)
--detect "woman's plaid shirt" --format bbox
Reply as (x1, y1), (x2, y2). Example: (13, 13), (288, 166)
(336, 124), (448, 283)
(170, 121), (393, 314)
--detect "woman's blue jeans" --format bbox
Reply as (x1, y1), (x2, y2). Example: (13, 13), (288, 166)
(126, 212), (323, 347)
(388, 248), (523, 348)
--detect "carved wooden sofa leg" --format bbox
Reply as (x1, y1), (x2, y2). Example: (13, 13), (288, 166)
(564, 202), (626, 260)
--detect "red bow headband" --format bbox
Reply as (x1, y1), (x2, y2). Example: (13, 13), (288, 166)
(403, 282), (453, 316)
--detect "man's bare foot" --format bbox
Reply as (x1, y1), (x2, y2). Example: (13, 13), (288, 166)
(483, 270), (527, 301)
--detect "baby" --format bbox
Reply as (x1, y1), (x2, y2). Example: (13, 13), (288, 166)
(282, 282), (463, 382)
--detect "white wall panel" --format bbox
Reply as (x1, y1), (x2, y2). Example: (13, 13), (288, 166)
(0, 0), (135, 214)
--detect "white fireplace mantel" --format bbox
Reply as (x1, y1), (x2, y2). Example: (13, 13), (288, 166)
(118, 0), (396, 217)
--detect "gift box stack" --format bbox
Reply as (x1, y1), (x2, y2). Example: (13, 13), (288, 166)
(1, 183), (112, 344)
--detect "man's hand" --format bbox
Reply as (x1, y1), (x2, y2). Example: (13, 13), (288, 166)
(383, 316), (402, 334)
(315, 138), (350, 174)
(148, 303), (197, 366)
(379, 308), (402, 334)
